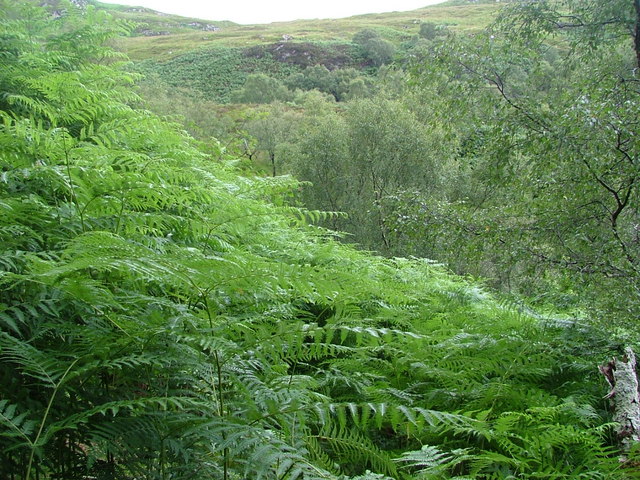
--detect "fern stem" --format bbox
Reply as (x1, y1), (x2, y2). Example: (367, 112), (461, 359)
(160, 437), (166, 480)
(25, 358), (80, 480)
(203, 290), (229, 479)
(278, 461), (296, 480)
(202, 290), (228, 477)
(213, 350), (229, 480)
(115, 191), (126, 235)
(62, 135), (85, 233)
(248, 405), (309, 426)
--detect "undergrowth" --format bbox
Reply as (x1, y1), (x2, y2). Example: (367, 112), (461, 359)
(134, 45), (301, 102)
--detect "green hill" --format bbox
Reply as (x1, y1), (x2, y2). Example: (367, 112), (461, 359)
(94, 0), (501, 60)
(95, 1), (502, 105)
(46, 1), (500, 108)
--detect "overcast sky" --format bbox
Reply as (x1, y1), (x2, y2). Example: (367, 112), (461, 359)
(99, 0), (447, 25)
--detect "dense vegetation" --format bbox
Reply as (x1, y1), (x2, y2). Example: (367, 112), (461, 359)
(0, 1), (638, 479)
(132, 0), (640, 326)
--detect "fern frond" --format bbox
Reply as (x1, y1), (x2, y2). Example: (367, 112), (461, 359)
(0, 399), (35, 446)
(313, 424), (398, 477)
(395, 444), (471, 477)
(0, 332), (63, 386)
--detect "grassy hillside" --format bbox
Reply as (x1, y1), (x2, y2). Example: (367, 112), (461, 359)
(80, 0), (506, 106)
(97, 0), (501, 60)
(91, 0), (238, 31)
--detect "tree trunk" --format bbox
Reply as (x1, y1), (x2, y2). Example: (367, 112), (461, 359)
(270, 152), (276, 177)
(600, 347), (640, 458)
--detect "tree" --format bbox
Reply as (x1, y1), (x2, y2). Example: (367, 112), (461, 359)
(284, 95), (441, 252)
(353, 29), (396, 67)
(405, 0), (640, 322)
(286, 112), (350, 222)
(418, 21), (446, 40)
(230, 73), (292, 104)
(246, 104), (300, 176)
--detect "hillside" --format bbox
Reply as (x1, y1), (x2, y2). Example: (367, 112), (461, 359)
(96, 0), (501, 60)
(92, 1), (503, 107)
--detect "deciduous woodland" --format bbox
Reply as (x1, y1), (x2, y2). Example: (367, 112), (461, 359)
(0, 0), (638, 478)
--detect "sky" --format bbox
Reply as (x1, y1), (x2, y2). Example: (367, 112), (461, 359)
(99, 0), (448, 25)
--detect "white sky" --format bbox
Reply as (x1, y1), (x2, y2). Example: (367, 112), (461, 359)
(99, 0), (448, 25)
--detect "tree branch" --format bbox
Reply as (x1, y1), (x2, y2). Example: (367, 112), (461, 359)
(456, 60), (549, 135)
(554, 18), (620, 29)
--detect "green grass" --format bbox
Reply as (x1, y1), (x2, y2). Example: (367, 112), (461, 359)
(91, 0), (237, 30)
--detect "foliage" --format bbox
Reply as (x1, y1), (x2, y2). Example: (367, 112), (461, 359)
(352, 29), (396, 67)
(134, 46), (299, 103)
(0, 2), (633, 480)
(230, 73), (293, 104)
(404, 0), (640, 323)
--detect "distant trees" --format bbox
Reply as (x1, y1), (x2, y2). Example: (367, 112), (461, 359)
(229, 66), (374, 105)
(230, 73), (292, 104)
(284, 95), (441, 250)
(418, 21), (446, 40)
(283, 65), (374, 101)
(353, 29), (396, 67)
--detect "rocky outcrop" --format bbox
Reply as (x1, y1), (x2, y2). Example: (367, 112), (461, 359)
(140, 30), (172, 36)
(186, 22), (220, 31)
(244, 42), (356, 70)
